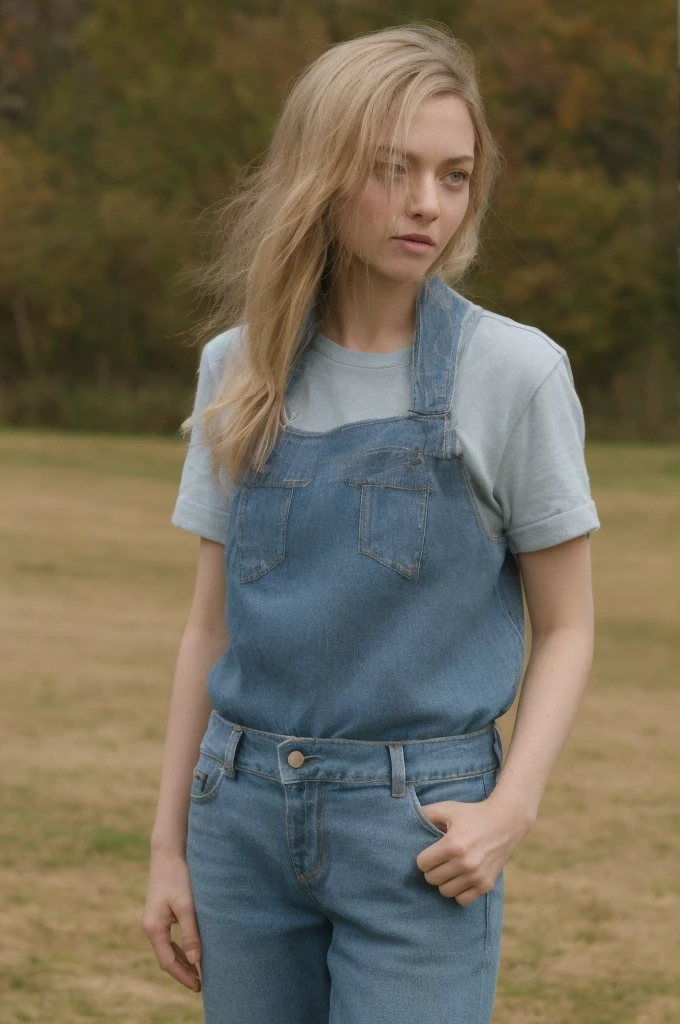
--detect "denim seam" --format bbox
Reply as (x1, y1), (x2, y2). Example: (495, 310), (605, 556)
(408, 768), (495, 839)
(209, 709), (494, 743)
(190, 759), (225, 803)
(457, 442), (506, 547)
(408, 783), (447, 838)
(493, 580), (524, 645)
(217, 764), (498, 784)
(348, 481), (430, 490)
(444, 300), (477, 456)
(355, 482), (430, 580)
(348, 446), (423, 456)
(299, 783), (327, 883)
(282, 786), (329, 915)
(238, 484), (295, 582)
(283, 413), (433, 439)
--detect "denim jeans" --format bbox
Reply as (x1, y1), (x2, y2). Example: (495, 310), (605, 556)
(187, 710), (505, 1024)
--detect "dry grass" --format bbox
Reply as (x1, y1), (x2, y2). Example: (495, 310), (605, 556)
(0, 428), (678, 1023)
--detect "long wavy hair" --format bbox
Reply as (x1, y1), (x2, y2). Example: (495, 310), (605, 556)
(180, 22), (503, 485)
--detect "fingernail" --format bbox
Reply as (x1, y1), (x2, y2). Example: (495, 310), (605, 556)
(187, 949), (199, 964)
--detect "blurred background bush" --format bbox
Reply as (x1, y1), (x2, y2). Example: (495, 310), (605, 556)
(0, 0), (677, 436)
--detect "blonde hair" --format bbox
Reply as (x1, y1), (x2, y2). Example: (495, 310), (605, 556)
(181, 21), (502, 484)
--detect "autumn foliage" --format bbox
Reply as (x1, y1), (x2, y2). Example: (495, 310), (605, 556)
(0, 0), (677, 437)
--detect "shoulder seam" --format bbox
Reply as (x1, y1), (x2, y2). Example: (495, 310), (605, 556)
(491, 351), (567, 495)
(478, 311), (565, 357)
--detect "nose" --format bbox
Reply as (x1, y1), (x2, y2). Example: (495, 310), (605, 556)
(404, 174), (440, 221)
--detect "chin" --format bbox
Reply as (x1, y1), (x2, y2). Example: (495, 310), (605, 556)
(384, 265), (434, 284)
(365, 260), (432, 285)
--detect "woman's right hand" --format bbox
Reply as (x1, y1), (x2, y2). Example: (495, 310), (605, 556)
(141, 851), (202, 993)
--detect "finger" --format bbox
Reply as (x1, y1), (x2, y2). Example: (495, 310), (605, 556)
(421, 860), (469, 886)
(168, 939), (202, 991)
(147, 925), (201, 992)
(436, 871), (478, 899)
(453, 886), (482, 906)
(415, 839), (449, 872)
(176, 905), (202, 966)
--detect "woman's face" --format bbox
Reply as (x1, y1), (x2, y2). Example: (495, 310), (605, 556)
(335, 93), (476, 284)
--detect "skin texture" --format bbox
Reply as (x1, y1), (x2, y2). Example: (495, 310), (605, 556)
(319, 92), (476, 354)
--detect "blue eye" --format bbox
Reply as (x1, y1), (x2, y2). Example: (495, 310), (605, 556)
(447, 171), (470, 186)
(374, 162), (470, 186)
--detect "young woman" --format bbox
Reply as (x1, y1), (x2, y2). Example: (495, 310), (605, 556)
(142, 22), (600, 1024)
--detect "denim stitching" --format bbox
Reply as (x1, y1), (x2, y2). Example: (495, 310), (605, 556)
(239, 484), (295, 583)
(408, 767), (495, 839)
(190, 755), (225, 802)
(493, 580), (525, 645)
(209, 709), (494, 743)
(348, 481), (430, 490)
(408, 783), (447, 838)
(210, 763), (498, 785)
(299, 782), (327, 883)
(355, 483), (430, 581)
(458, 446), (505, 546)
(282, 784), (329, 915)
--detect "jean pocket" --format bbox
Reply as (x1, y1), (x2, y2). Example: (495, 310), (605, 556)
(236, 480), (309, 583)
(190, 750), (225, 804)
(407, 768), (496, 840)
(351, 483), (430, 581)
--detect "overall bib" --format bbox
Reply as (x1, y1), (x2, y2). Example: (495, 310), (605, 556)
(187, 276), (524, 1024)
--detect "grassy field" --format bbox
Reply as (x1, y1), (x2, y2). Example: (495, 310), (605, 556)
(1, 428), (678, 1023)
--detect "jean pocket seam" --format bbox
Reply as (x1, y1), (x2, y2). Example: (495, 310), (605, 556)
(407, 768), (496, 840)
(237, 484), (296, 583)
(407, 782), (447, 839)
(356, 483), (430, 581)
(190, 752), (225, 804)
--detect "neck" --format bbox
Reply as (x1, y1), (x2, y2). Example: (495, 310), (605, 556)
(318, 264), (423, 354)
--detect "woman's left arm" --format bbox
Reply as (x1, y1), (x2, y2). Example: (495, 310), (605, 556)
(489, 532), (596, 824)
(415, 533), (596, 902)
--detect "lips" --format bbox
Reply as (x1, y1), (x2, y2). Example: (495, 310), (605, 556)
(394, 235), (435, 245)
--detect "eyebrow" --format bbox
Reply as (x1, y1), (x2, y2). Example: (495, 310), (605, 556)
(376, 145), (474, 165)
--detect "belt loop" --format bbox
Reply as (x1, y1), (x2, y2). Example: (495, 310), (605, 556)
(224, 723), (244, 779)
(387, 743), (406, 798)
(492, 724), (504, 771)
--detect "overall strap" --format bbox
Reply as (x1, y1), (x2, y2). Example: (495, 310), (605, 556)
(409, 277), (483, 418)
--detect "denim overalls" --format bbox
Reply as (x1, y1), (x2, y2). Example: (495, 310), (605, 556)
(187, 276), (520, 1023)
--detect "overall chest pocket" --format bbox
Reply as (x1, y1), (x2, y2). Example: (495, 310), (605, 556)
(347, 451), (431, 581)
(236, 479), (309, 583)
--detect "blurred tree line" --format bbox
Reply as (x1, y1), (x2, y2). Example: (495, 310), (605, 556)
(0, 0), (677, 437)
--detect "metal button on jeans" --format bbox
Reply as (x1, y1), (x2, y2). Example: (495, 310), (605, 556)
(287, 750), (305, 768)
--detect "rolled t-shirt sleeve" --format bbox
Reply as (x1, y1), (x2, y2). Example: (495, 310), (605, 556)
(171, 343), (234, 544)
(493, 353), (601, 554)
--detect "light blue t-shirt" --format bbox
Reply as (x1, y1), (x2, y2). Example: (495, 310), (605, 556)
(171, 309), (600, 555)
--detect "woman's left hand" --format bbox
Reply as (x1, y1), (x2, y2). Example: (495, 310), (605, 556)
(415, 792), (534, 905)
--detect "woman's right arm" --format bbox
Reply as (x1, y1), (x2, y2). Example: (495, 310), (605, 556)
(150, 536), (228, 857)
(141, 536), (229, 991)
